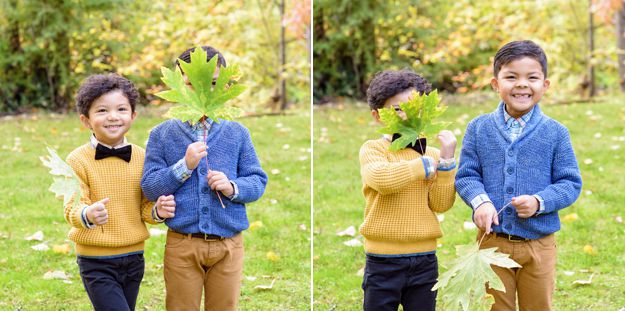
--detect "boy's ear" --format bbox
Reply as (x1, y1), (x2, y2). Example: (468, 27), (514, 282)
(131, 110), (137, 121)
(79, 114), (92, 129)
(490, 78), (499, 92)
(371, 109), (382, 123)
(544, 78), (551, 89)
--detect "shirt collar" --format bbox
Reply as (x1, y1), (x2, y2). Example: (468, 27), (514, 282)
(503, 104), (534, 128)
(89, 134), (129, 149)
(189, 117), (213, 131)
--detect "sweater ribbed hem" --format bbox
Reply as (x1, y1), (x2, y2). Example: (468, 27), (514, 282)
(364, 238), (437, 255)
(75, 241), (144, 257)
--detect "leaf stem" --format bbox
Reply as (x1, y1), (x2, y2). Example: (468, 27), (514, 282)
(204, 125), (226, 209)
(477, 201), (513, 247)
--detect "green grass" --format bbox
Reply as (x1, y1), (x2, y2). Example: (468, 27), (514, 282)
(0, 107), (311, 310)
(313, 95), (625, 310)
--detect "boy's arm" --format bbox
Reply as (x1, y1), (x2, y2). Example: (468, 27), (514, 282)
(455, 120), (490, 210)
(428, 156), (457, 213)
(229, 128), (268, 204)
(360, 141), (429, 195)
(140, 195), (162, 225)
(64, 157), (95, 229)
(533, 127), (582, 214)
(141, 129), (186, 201)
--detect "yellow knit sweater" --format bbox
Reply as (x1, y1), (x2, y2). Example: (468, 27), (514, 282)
(359, 138), (456, 255)
(65, 143), (157, 257)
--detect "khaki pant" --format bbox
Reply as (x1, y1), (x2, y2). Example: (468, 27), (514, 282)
(164, 230), (244, 311)
(478, 231), (557, 311)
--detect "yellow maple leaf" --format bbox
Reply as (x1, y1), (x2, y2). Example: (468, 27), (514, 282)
(583, 244), (597, 255)
(266, 251), (280, 262)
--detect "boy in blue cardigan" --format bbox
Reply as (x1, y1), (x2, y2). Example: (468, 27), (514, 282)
(141, 46), (268, 311)
(455, 40), (582, 310)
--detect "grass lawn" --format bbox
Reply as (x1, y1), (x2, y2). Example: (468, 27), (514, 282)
(0, 107), (311, 310)
(313, 94), (625, 310)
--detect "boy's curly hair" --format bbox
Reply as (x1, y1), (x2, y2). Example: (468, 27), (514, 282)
(366, 69), (432, 110)
(175, 46), (227, 73)
(494, 40), (548, 78)
(75, 73), (139, 116)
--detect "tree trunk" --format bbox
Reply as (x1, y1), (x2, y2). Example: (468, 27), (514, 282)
(588, 0), (596, 97)
(279, 0), (287, 111)
(617, 3), (625, 91)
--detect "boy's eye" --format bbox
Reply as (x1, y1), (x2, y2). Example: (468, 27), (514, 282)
(119, 107), (128, 111)
(97, 109), (106, 113)
(505, 76), (515, 79)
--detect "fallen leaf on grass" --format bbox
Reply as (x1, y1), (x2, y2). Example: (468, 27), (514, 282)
(43, 270), (71, 282)
(356, 267), (365, 277)
(269, 199), (278, 205)
(249, 220), (264, 230)
(254, 279), (275, 290)
(52, 244), (71, 254)
(343, 238), (362, 247)
(270, 169), (281, 175)
(245, 276), (257, 281)
(25, 231), (44, 241)
(298, 224), (307, 231)
(563, 271), (575, 276)
(336, 226), (356, 237)
(149, 228), (167, 237)
(583, 245), (597, 255)
(437, 214), (445, 222)
(583, 158), (593, 165)
(266, 251), (280, 262)
(573, 273), (594, 286)
(463, 221), (477, 230)
(562, 213), (579, 223)
(615, 216), (623, 223)
(31, 243), (49, 251)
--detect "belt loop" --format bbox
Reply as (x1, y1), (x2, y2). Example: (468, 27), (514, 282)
(186, 233), (192, 240)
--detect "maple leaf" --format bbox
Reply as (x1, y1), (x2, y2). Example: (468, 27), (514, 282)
(40, 147), (81, 208)
(377, 90), (451, 151)
(156, 47), (246, 124)
(432, 243), (521, 311)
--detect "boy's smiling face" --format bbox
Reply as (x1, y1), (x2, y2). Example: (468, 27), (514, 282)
(491, 57), (550, 118)
(80, 90), (136, 146)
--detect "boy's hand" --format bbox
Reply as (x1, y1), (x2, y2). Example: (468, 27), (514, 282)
(474, 202), (499, 234)
(207, 170), (234, 197)
(86, 198), (109, 226)
(511, 195), (539, 218)
(437, 130), (457, 159)
(156, 195), (176, 219)
(185, 142), (208, 170)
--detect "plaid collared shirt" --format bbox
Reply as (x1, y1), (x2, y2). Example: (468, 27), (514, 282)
(503, 105), (534, 142)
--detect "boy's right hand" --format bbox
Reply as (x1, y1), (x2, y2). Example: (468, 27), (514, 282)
(474, 202), (499, 234)
(185, 142), (208, 170)
(437, 130), (457, 159)
(86, 198), (109, 226)
(156, 195), (176, 219)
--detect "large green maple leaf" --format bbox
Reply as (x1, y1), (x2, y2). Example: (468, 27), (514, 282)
(40, 147), (81, 208)
(432, 243), (522, 311)
(156, 47), (246, 124)
(377, 90), (450, 151)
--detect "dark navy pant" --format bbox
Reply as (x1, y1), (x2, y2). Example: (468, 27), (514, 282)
(77, 253), (145, 311)
(362, 253), (438, 311)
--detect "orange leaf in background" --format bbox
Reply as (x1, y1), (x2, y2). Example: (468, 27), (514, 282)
(53, 244), (71, 255)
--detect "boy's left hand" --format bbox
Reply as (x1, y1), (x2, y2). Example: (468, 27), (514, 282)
(437, 130), (457, 159)
(207, 170), (234, 197)
(511, 195), (539, 218)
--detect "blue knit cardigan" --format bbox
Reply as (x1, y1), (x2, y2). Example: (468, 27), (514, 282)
(455, 103), (582, 239)
(141, 119), (268, 237)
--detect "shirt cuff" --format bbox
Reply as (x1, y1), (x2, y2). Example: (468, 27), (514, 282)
(421, 156), (436, 179)
(470, 194), (492, 211)
(438, 157), (456, 171)
(533, 194), (545, 215)
(229, 181), (239, 200)
(173, 158), (193, 182)
(81, 206), (95, 229)
(152, 204), (165, 223)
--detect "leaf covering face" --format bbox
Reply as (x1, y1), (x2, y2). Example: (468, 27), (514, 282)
(156, 47), (246, 124)
(377, 90), (450, 151)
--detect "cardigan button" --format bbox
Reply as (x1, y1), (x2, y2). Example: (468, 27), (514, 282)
(508, 150), (514, 157)
(199, 168), (207, 175)
(506, 187), (513, 194)
(507, 167), (514, 174)
(202, 186), (210, 194)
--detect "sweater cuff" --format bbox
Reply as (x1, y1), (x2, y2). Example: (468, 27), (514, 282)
(80, 206), (95, 229)
(435, 167), (457, 184)
(470, 194), (492, 211)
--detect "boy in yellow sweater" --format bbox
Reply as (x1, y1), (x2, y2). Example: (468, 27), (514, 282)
(359, 70), (457, 311)
(66, 73), (176, 311)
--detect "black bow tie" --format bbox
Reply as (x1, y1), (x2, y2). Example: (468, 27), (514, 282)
(95, 144), (132, 162)
(392, 134), (427, 155)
